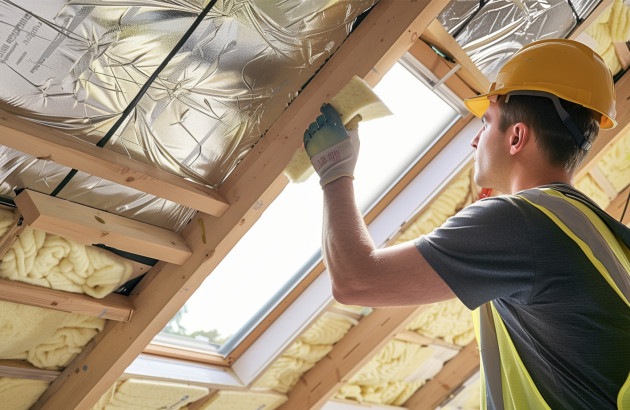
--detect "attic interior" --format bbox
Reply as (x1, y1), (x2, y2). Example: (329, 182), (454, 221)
(0, 0), (629, 409)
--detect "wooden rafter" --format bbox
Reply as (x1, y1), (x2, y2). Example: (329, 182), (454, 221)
(403, 341), (480, 409)
(31, 1), (449, 408)
(0, 112), (229, 217)
(277, 306), (427, 410)
(0, 278), (133, 321)
(15, 189), (191, 265)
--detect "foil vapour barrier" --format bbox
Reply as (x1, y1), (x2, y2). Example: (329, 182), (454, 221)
(0, 0), (377, 230)
(437, 0), (601, 81)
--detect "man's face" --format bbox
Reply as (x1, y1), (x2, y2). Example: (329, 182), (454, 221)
(470, 99), (510, 192)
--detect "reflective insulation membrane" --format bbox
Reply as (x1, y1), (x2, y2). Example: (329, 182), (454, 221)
(437, 0), (601, 80)
(0, 0), (377, 230)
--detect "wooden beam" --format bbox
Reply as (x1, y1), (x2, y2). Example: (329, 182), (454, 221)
(277, 306), (426, 410)
(0, 360), (60, 382)
(0, 112), (229, 217)
(15, 189), (191, 265)
(32, 2), (449, 408)
(421, 20), (490, 94)
(0, 278), (134, 321)
(403, 341), (480, 410)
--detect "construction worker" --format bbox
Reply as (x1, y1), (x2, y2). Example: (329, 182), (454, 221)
(303, 39), (630, 409)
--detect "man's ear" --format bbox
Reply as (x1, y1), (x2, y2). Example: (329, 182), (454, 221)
(508, 122), (529, 155)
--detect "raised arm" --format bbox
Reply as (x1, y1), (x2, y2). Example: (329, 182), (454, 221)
(304, 105), (454, 307)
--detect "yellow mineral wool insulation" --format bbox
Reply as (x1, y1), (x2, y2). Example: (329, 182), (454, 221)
(584, 0), (630, 74)
(299, 311), (359, 345)
(394, 167), (477, 245)
(347, 340), (435, 386)
(334, 341), (434, 405)
(195, 389), (288, 410)
(0, 221), (133, 298)
(596, 127), (630, 192)
(406, 299), (474, 346)
(92, 378), (209, 410)
(0, 377), (49, 410)
(0, 300), (104, 370)
(575, 174), (612, 209)
(254, 311), (358, 392)
(404, 345), (460, 384)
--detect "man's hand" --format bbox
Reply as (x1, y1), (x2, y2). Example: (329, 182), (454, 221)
(303, 104), (360, 187)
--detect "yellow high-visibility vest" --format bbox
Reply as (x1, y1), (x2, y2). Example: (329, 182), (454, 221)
(473, 187), (630, 409)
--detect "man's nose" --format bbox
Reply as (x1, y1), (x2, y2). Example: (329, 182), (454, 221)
(471, 129), (481, 149)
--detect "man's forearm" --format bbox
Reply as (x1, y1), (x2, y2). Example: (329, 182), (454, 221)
(322, 177), (376, 301)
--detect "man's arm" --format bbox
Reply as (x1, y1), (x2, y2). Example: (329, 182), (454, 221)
(322, 177), (455, 307)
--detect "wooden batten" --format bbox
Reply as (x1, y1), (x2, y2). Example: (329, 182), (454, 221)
(277, 306), (426, 410)
(0, 112), (229, 217)
(0, 360), (60, 382)
(403, 341), (480, 409)
(0, 278), (134, 321)
(14, 189), (191, 265)
(421, 20), (490, 94)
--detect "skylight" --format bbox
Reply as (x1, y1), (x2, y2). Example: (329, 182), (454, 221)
(153, 59), (458, 357)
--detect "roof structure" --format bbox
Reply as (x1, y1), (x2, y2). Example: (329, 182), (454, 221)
(0, 0), (629, 409)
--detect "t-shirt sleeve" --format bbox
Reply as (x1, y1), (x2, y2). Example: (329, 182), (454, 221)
(415, 196), (536, 310)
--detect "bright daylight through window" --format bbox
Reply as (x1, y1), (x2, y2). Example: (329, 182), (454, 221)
(153, 58), (459, 357)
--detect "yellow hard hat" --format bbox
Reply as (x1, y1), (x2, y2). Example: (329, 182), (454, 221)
(465, 38), (617, 129)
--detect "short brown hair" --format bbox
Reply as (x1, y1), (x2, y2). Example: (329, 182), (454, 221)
(498, 95), (600, 173)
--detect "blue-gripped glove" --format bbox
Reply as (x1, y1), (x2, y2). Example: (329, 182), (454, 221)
(303, 104), (360, 187)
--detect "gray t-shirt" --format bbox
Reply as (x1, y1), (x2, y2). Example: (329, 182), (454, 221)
(415, 184), (630, 409)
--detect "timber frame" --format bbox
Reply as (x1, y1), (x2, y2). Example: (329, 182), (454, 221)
(0, 0), (625, 408)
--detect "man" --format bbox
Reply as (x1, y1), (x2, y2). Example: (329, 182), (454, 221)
(304, 39), (630, 408)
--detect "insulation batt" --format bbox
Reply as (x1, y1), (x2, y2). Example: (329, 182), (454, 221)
(335, 340), (432, 405)
(0, 209), (132, 298)
(0, 300), (104, 369)
(585, 0), (630, 75)
(254, 311), (357, 393)
(0, 377), (49, 410)
(91, 378), (209, 410)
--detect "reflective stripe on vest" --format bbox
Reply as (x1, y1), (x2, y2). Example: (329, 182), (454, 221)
(473, 187), (630, 409)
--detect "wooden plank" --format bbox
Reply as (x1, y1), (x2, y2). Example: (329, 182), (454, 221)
(0, 278), (134, 321)
(277, 306), (426, 410)
(0, 360), (60, 382)
(0, 111), (229, 217)
(15, 189), (191, 265)
(32, 3), (450, 408)
(421, 20), (490, 94)
(403, 341), (480, 410)
(0, 210), (24, 260)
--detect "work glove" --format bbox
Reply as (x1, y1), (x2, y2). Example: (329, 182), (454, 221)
(303, 103), (360, 187)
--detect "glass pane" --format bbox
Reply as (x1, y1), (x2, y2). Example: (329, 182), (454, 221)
(155, 61), (459, 355)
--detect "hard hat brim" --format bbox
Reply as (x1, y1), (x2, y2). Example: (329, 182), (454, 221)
(464, 89), (617, 129)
